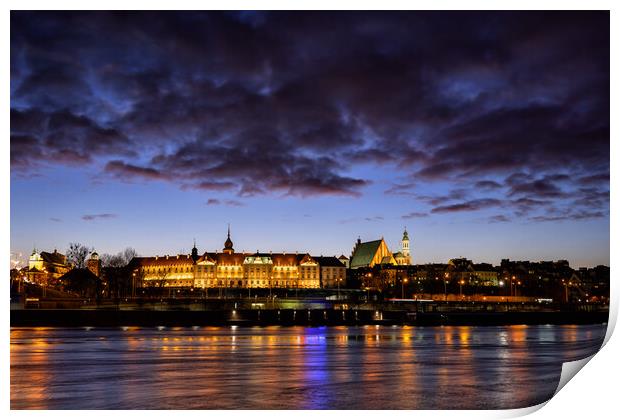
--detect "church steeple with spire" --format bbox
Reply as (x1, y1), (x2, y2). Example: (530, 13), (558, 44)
(223, 224), (234, 254)
(191, 238), (199, 263)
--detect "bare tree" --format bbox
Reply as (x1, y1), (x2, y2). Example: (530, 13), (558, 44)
(101, 247), (138, 268)
(66, 243), (93, 268)
(101, 253), (121, 268)
(122, 247), (137, 265)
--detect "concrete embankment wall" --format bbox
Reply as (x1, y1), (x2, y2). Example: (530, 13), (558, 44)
(10, 309), (608, 327)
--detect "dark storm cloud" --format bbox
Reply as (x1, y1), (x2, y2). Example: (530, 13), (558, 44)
(578, 172), (610, 185)
(11, 108), (134, 172)
(10, 11), (609, 216)
(431, 198), (502, 214)
(475, 180), (502, 190)
(510, 197), (553, 217)
(507, 177), (567, 198)
(529, 210), (605, 222)
(104, 160), (166, 181)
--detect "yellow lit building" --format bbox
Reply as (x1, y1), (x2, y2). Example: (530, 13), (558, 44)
(349, 228), (412, 269)
(130, 228), (345, 289)
(26, 248), (72, 285)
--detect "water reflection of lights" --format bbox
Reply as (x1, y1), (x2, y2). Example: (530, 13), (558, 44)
(10, 325), (608, 409)
(458, 326), (470, 344)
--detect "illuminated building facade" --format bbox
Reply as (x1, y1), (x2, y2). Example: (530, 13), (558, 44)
(130, 228), (346, 289)
(350, 228), (413, 269)
(26, 248), (71, 285)
(314, 256), (347, 288)
(394, 228), (412, 265)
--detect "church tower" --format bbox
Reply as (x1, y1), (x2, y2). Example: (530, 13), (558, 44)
(191, 239), (199, 263)
(401, 227), (411, 265)
(223, 224), (234, 254)
(87, 251), (101, 277)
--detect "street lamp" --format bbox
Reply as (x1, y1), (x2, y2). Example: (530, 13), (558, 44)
(42, 268), (48, 298)
(337, 277), (341, 300)
(563, 281), (572, 303)
(459, 280), (465, 298)
(402, 278), (408, 299)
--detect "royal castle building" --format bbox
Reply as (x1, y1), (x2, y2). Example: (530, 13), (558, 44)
(130, 227), (346, 289)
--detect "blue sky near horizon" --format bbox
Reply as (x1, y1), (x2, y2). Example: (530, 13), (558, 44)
(10, 11), (610, 267)
(10, 163), (609, 267)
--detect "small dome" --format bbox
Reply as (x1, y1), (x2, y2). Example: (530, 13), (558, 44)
(90, 251), (99, 260)
(403, 228), (409, 241)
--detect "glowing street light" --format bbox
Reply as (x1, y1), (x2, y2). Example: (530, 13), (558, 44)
(337, 277), (342, 300)
(269, 275), (273, 299)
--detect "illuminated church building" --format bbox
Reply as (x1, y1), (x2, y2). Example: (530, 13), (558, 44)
(130, 227), (347, 289)
(349, 228), (412, 269)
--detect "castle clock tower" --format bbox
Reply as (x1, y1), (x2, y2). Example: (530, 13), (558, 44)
(401, 228), (411, 265)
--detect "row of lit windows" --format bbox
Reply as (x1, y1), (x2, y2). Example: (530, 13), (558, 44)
(142, 264), (341, 273)
(192, 280), (320, 288)
(145, 266), (193, 274)
(140, 265), (342, 278)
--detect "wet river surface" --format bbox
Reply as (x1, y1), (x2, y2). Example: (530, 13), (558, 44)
(10, 324), (606, 409)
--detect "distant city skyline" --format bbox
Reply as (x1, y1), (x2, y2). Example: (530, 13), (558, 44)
(10, 11), (609, 268)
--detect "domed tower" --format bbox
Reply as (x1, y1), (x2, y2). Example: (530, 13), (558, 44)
(29, 247), (43, 270)
(223, 224), (234, 254)
(401, 227), (411, 265)
(87, 251), (101, 277)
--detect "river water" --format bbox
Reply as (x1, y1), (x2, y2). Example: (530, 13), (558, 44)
(10, 324), (606, 410)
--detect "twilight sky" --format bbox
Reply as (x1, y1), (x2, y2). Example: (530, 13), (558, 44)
(10, 11), (610, 267)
